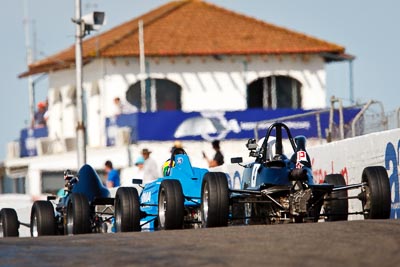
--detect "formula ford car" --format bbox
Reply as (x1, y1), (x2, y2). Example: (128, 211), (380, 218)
(0, 165), (115, 237)
(201, 122), (391, 226)
(114, 147), (227, 232)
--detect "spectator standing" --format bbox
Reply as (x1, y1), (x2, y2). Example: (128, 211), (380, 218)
(133, 156), (145, 180)
(170, 140), (183, 153)
(142, 148), (159, 184)
(32, 101), (48, 128)
(120, 156), (145, 186)
(203, 140), (224, 167)
(104, 160), (120, 188)
(113, 97), (138, 115)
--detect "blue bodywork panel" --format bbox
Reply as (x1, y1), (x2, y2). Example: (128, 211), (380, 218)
(242, 159), (316, 190)
(139, 154), (208, 230)
(238, 125), (322, 192)
(56, 164), (111, 230)
(71, 164), (110, 202)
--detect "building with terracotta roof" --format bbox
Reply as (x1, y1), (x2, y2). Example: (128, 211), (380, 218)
(19, 0), (352, 149)
(5, 0), (355, 196)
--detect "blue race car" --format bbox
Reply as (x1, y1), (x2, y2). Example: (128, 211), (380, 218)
(0, 164), (115, 237)
(29, 165), (114, 236)
(201, 122), (391, 225)
(114, 147), (229, 231)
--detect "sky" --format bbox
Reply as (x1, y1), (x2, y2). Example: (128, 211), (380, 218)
(0, 0), (399, 160)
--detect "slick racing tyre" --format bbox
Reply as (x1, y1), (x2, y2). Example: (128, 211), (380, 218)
(0, 208), (19, 237)
(201, 172), (229, 227)
(115, 187), (141, 232)
(361, 166), (391, 219)
(30, 201), (56, 237)
(323, 174), (348, 221)
(66, 193), (91, 235)
(158, 180), (184, 230)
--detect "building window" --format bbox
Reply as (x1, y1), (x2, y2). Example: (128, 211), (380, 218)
(247, 76), (302, 109)
(42, 172), (65, 195)
(126, 79), (182, 111)
(1, 176), (25, 194)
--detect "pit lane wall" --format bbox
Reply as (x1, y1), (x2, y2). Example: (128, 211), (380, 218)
(214, 128), (400, 219)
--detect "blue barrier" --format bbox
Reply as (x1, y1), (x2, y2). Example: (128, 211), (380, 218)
(18, 108), (361, 157)
(19, 127), (48, 157)
(105, 108), (360, 145)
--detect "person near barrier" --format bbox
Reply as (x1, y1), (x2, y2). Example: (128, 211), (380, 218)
(203, 140), (224, 167)
(142, 148), (160, 184)
(104, 160), (120, 188)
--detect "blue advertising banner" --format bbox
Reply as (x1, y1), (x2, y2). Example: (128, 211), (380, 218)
(106, 113), (138, 146)
(105, 108), (361, 145)
(19, 127), (48, 157)
(18, 108), (361, 157)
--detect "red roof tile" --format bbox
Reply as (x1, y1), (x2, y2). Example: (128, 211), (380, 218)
(20, 0), (347, 77)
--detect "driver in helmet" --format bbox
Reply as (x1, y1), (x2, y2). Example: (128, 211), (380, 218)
(162, 144), (185, 176)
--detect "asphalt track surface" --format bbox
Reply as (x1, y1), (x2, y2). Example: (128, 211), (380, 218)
(1, 220), (399, 267)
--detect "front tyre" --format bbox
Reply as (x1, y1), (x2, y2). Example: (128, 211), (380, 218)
(0, 208), (19, 237)
(361, 166), (391, 219)
(158, 180), (184, 230)
(66, 193), (91, 235)
(30, 201), (56, 237)
(201, 172), (229, 228)
(115, 187), (141, 232)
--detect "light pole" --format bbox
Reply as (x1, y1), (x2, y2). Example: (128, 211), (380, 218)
(74, 0), (85, 169)
(73, 0), (105, 169)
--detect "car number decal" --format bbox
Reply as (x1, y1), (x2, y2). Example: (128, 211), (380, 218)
(297, 151), (307, 161)
(141, 191), (151, 203)
(251, 164), (261, 187)
(296, 151), (307, 168)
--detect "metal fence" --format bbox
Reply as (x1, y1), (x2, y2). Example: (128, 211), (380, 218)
(254, 98), (398, 143)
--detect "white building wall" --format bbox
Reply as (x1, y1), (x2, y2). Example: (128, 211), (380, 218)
(85, 81), (102, 147)
(47, 88), (62, 139)
(60, 85), (77, 138)
(47, 55), (327, 147)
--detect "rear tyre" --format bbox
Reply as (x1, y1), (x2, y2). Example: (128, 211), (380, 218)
(30, 201), (56, 237)
(201, 172), (229, 227)
(66, 193), (91, 235)
(115, 187), (141, 232)
(158, 180), (184, 230)
(323, 174), (348, 221)
(361, 166), (391, 219)
(0, 208), (19, 237)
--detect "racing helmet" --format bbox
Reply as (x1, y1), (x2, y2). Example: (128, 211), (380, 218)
(162, 159), (175, 176)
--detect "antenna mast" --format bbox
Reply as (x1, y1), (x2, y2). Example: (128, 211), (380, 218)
(23, 0), (35, 127)
(139, 20), (147, 112)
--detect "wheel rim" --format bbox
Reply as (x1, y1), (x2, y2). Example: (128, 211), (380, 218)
(67, 201), (74, 235)
(362, 185), (371, 218)
(115, 197), (122, 232)
(0, 218), (4, 237)
(322, 194), (331, 220)
(202, 183), (209, 225)
(158, 189), (166, 228)
(244, 203), (252, 225)
(32, 214), (39, 237)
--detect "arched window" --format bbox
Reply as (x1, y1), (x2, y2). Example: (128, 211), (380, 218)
(247, 76), (302, 109)
(126, 78), (182, 111)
